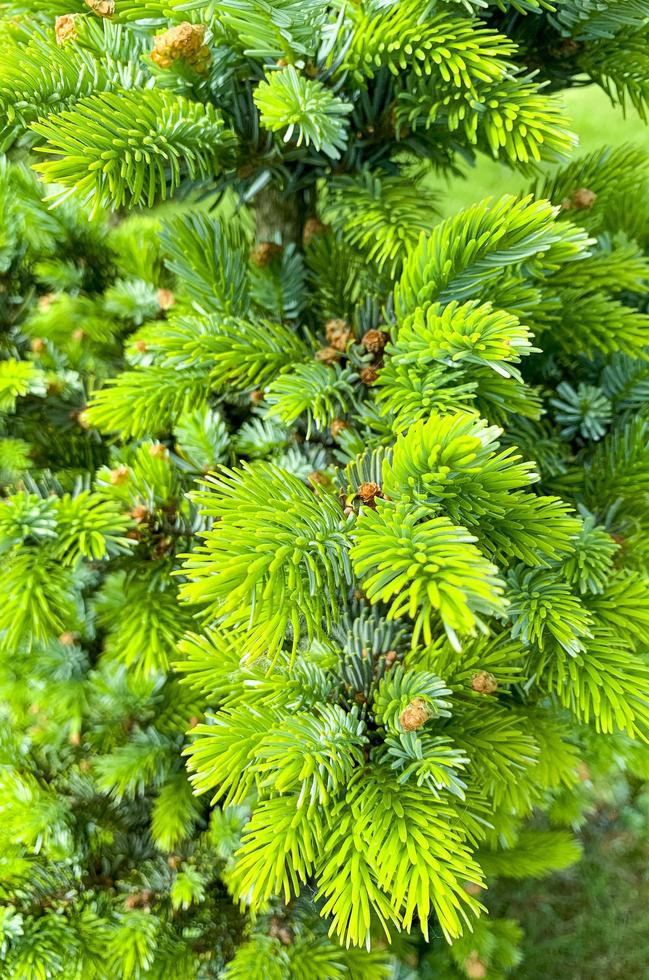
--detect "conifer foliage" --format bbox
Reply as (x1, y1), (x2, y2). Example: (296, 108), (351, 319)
(1, 1), (649, 978)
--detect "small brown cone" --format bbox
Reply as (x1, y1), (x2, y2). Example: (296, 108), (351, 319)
(302, 217), (331, 247)
(84, 0), (115, 17)
(464, 951), (487, 979)
(361, 329), (387, 353)
(55, 14), (78, 45)
(360, 364), (379, 385)
(38, 293), (56, 312)
(572, 187), (597, 209)
(109, 465), (130, 486)
(330, 419), (349, 439)
(315, 346), (340, 365)
(463, 881), (483, 897)
(399, 697), (431, 732)
(149, 442), (169, 460)
(151, 22), (210, 73)
(157, 288), (176, 311)
(250, 242), (283, 267)
(357, 481), (382, 508)
(471, 670), (498, 695)
(30, 338), (46, 354)
(269, 918), (294, 946)
(125, 890), (153, 910)
(325, 318), (353, 352)
(308, 471), (330, 488)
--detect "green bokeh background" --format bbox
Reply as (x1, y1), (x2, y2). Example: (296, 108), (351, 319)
(440, 85), (649, 214)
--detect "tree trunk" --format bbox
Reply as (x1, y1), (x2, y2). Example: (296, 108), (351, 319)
(253, 184), (313, 247)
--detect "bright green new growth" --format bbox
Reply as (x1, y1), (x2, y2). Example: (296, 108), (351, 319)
(254, 67), (354, 158)
(181, 462), (353, 657)
(33, 89), (235, 214)
(2, 0), (649, 977)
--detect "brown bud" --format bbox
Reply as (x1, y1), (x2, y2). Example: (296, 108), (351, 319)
(572, 187), (597, 209)
(325, 318), (353, 351)
(463, 881), (483, 897)
(360, 365), (379, 385)
(361, 329), (387, 353)
(84, 0), (115, 16)
(59, 632), (77, 646)
(269, 919), (293, 945)
(167, 855), (182, 870)
(130, 505), (149, 524)
(250, 389), (265, 406)
(384, 650), (397, 667)
(330, 419), (349, 439)
(250, 242), (283, 267)
(55, 14), (78, 45)
(357, 481), (382, 507)
(308, 471), (331, 488)
(153, 535), (173, 558)
(37, 294), (56, 312)
(148, 442), (169, 460)
(125, 890), (153, 910)
(151, 22), (210, 73)
(157, 288), (176, 311)
(188, 716), (201, 729)
(72, 328), (85, 342)
(134, 339), (148, 353)
(464, 951), (487, 980)
(399, 697), (431, 732)
(302, 217), (330, 247)
(69, 730), (82, 747)
(471, 670), (498, 695)
(30, 337), (46, 354)
(315, 346), (340, 364)
(109, 465), (130, 486)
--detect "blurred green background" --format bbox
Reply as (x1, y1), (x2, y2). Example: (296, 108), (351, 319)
(440, 85), (649, 214)
(448, 85), (649, 980)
